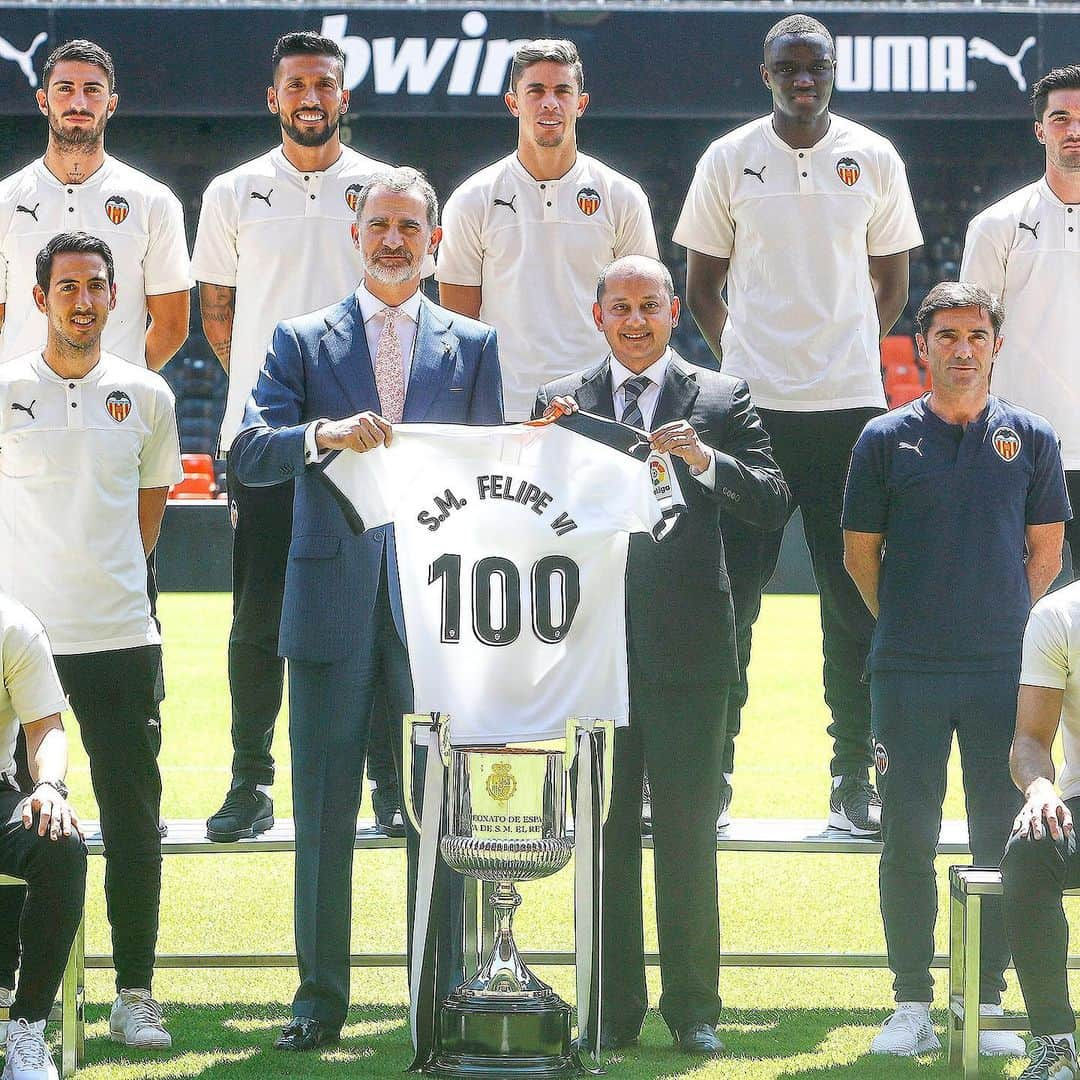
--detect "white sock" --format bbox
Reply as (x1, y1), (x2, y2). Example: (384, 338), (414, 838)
(255, 784), (272, 797)
(1050, 1033), (1076, 1052)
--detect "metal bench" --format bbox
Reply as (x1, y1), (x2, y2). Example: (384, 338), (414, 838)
(47, 816), (975, 1074)
(948, 865), (1079, 1078)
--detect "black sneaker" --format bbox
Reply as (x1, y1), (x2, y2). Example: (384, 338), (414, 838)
(371, 783), (406, 838)
(1018, 1034), (1077, 1079)
(206, 785), (274, 842)
(827, 774), (882, 837)
(641, 773), (652, 836)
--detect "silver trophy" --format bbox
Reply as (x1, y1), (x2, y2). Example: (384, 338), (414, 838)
(404, 715), (613, 1078)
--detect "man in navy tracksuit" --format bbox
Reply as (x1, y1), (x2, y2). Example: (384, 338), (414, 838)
(842, 281), (1071, 1059)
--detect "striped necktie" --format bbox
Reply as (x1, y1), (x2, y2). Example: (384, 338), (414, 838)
(620, 375), (651, 429)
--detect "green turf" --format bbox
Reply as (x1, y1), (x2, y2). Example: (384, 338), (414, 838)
(58, 593), (1055, 1077)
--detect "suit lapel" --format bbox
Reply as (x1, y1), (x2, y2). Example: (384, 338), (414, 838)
(403, 298), (457, 422)
(575, 360), (616, 420)
(320, 296), (380, 416)
(652, 353), (700, 427)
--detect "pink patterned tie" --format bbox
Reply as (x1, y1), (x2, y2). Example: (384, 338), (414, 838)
(374, 307), (406, 423)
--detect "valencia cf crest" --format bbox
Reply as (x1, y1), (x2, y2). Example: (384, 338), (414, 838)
(874, 740), (889, 776)
(992, 426), (1022, 462)
(345, 183), (362, 212)
(104, 195), (129, 225)
(106, 390), (131, 423)
(576, 187), (601, 216)
(230, 499), (239, 530)
(836, 157), (861, 187)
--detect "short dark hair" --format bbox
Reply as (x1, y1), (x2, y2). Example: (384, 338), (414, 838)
(355, 167), (439, 231)
(763, 15), (835, 58)
(42, 40), (116, 94)
(596, 255), (675, 305)
(35, 232), (115, 292)
(1032, 65), (1080, 121)
(272, 31), (345, 83)
(915, 282), (1004, 338)
(509, 39), (584, 94)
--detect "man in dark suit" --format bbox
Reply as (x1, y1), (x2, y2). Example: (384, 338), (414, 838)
(535, 255), (788, 1055)
(231, 167), (504, 1052)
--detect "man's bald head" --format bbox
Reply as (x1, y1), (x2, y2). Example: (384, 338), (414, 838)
(596, 255), (675, 305)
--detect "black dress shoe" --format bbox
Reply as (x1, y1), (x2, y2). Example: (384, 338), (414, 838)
(574, 1025), (639, 1053)
(371, 783), (407, 838)
(273, 1016), (340, 1051)
(675, 1022), (724, 1056)
(207, 785), (274, 842)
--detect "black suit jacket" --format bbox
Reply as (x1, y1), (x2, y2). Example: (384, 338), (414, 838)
(535, 352), (789, 687)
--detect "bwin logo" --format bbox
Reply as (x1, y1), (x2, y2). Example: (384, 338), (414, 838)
(836, 34), (1037, 94)
(321, 12), (527, 96)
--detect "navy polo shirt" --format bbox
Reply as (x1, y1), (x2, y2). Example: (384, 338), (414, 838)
(842, 394), (1071, 673)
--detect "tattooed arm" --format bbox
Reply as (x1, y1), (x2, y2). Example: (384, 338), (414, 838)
(198, 282), (235, 372)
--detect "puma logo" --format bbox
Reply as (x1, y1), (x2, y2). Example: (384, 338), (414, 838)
(15, 203), (39, 221)
(0, 32), (48, 89)
(1019, 221), (1039, 240)
(898, 439), (924, 457)
(967, 36), (1037, 93)
(11, 400), (36, 420)
(743, 165), (767, 183)
(250, 189), (273, 207)
(493, 196), (517, 213)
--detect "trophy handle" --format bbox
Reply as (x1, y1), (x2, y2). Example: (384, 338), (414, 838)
(566, 718), (616, 826)
(402, 713), (446, 833)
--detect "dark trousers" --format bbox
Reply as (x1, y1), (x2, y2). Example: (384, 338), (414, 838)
(872, 669), (1020, 1004)
(288, 572), (462, 1030)
(721, 407), (880, 777)
(1001, 797), (1080, 1035)
(0, 789), (86, 1022)
(602, 670), (727, 1037)
(226, 457), (293, 788)
(1065, 472), (1080, 577)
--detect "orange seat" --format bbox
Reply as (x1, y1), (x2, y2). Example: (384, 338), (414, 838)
(170, 453), (218, 500)
(880, 335), (917, 376)
(886, 375), (924, 409)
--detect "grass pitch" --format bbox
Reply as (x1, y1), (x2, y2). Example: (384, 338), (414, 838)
(62, 593), (1053, 1077)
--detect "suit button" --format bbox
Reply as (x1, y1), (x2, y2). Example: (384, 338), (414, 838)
(371, 528), (383, 540)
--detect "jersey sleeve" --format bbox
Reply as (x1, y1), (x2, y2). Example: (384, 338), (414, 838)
(3, 622), (68, 725)
(959, 212), (1008, 300)
(435, 186), (484, 287)
(1021, 597), (1071, 690)
(867, 144), (923, 257)
(672, 145), (734, 259)
(140, 381), (183, 488)
(190, 176), (239, 288)
(321, 441), (407, 531)
(613, 181), (660, 260)
(1026, 426), (1072, 526)
(143, 188), (193, 295)
(841, 426), (889, 533)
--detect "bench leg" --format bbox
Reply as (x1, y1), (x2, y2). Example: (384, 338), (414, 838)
(948, 881), (963, 1068)
(60, 915), (83, 1078)
(962, 894), (981, 1079)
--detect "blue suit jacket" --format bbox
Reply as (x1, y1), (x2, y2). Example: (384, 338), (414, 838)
(231, 291), (504, 663)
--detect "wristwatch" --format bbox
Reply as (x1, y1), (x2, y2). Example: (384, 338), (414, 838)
(34, 779), (69, 800)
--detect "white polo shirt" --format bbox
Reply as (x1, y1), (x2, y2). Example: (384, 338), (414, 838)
(961, 178), (1080, 469)
(1021, 581), (1080, 801)
(0, 154), (191, 367)
(436, 152), (659, 420)
(191, 145), (391, 451)
(674, 114), (923, 413)
(0, 593), (68, 778)
(0, 350), (182, 655)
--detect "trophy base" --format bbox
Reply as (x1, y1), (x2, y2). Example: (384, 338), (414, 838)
(425, 995), (579, 1078)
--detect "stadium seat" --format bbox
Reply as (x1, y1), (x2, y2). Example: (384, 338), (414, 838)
(170, 452), (218, 500)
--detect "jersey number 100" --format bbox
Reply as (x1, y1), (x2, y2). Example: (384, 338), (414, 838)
(428, 553), (581, 647)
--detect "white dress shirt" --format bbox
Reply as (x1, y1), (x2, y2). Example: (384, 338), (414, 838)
(304, 281), (424, 462)
(608, 349), (715, 487)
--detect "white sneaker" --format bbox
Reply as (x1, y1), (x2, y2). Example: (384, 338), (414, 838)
(870, 1002), (941, 1055)
(109, 988), (171, 1049)
(3, 1018), (57, 1080)
(979, 1004), (1027, 1056)
(0, 986), (12, 1043)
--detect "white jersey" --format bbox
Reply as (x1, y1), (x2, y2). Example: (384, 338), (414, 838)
(674, 115), (922, 412)
(0, 350), (182, 654)
(1021, 581), (1080, 801)
(961, 179), (1080, 469)
(323, 416), (684, 744)
(0, 155), (191, 367)
(0, 593), (67, 779)
(191, 145), (392, 451)
(436, 152), (658, 420)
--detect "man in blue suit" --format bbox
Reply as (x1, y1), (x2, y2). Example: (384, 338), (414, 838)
(231, 167), (504, 1052)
